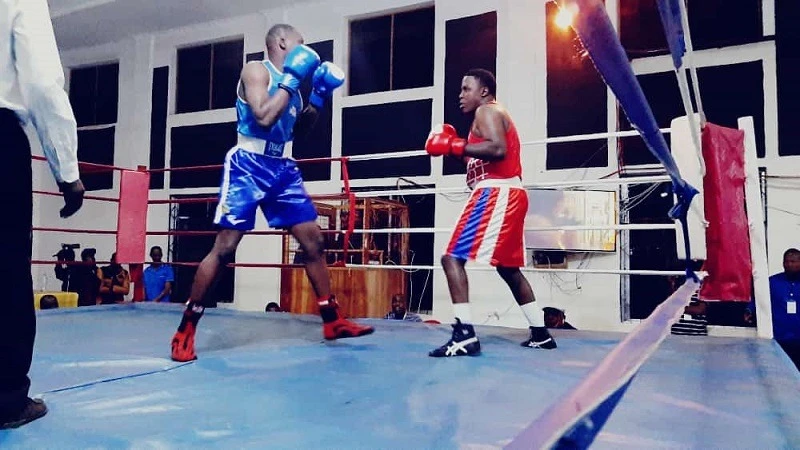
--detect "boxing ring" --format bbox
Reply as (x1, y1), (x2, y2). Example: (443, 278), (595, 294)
(6, 0), (800, 448)
(14, 130), (800, 448)
(1, 304), (798, 449)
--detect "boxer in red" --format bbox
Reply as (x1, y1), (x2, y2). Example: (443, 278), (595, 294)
(425, 69), (557, 357)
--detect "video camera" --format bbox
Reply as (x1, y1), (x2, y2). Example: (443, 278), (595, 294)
(54, 243), (80, 261)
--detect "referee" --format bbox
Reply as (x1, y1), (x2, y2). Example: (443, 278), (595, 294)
(1, 0), (85, 428)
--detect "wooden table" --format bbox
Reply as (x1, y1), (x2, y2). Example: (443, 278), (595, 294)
(280, 266), (406, 318)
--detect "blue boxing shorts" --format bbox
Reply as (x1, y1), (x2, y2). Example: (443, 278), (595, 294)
(213, 147), (318, 230)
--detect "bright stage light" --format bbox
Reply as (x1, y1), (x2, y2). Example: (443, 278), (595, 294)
(555, 7), (573, 29)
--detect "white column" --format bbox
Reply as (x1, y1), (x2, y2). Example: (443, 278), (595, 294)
(739, 116), (772, 339)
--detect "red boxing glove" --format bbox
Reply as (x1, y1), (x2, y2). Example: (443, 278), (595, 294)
(425, 124), (466, 157)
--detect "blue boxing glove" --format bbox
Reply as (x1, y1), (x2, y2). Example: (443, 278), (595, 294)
(278, 44), (321, 95)
(309, 62), (345, 108)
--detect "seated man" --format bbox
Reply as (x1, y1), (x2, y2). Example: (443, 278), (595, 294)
(39, 295), (59, 310)
(265, 302), (282, 313)
(53, 245), (77, 292)
(746, 248), (800, 370)
(670, 300), (708, 336)
(74, 248), (99, 307)
(384, 294), (422, 322)
(97, 253), (130, 304)
(543, 307), (576, 330)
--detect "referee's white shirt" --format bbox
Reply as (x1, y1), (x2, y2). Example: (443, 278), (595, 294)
(0, 0), (78, 183)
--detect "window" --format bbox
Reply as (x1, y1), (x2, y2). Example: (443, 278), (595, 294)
(619, 0), (667, 58)
(293, 40), (334, 182)
(176, 38), (244, 113)
(69, 62), (119, 191)
(623, 180), (744, 325)
(341, 99), (432, 179)
(617, 72), (681, 166)
(149, 66), (169, 189)
(777, 0), (800, 156)
(624, 181), (679, 320)
(619, 61), (765, 165)
(171, 197), (234, 304)
(620, 0), (763, 57)
(545, 1), (608, 170)
(76, 127), (115, 191)
(348, 6), (434, 95)
(246, 51), (264, 63)
(695, 62), (765, 158)
(169, 122), (237, 188)
(442, 11), (497, 176)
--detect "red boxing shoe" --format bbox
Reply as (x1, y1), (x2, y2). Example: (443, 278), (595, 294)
(323, 317), (375, 340)
(171, 322), (197, 362)
(318, 295), (374, 340)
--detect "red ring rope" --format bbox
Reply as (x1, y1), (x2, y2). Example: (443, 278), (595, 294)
(33, 227), (117, 235)
(340, 157), (356, 267)
(33, 190), (119, 202)
(33, 153), (359, 269)
(146, 156), (348, 174)
(31, 155), (129, 173)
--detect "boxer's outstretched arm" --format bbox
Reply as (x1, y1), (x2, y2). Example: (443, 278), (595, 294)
(464, 105), (507, 161)
(241, 62), (291, 129)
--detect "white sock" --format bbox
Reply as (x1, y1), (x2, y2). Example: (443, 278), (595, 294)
(453, 303), (473, 324)
(520, 302), (545, 327)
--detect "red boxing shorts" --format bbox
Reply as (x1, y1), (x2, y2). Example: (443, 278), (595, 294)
(445, 182), (527, 267)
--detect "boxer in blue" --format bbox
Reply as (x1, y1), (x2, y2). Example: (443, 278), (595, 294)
(171, 24), (374, 362)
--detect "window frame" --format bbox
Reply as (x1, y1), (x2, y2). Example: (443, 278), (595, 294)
(345, 4), (435, 97)
(620, 41), (777, 322)
(68, 61), (120, 192)
(174, 36), (245, 115)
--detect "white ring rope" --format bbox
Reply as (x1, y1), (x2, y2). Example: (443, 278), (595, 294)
(344, 128), (672, 163)
(346, 263), (699, 277)
(348, 175), (671, 199)
(521, 127), (671, 146)
(347, 223), (677, 234)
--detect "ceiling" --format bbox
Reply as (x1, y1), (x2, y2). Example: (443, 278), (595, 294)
(50, 0), (304, 49)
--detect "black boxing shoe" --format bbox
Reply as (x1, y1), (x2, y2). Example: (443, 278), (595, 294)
(429, 318), (481, 357)
(521, 326), (557, 349)
(0, 398), (48, 429)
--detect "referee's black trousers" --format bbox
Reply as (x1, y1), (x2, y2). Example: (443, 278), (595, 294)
(0, 108), (35, 418)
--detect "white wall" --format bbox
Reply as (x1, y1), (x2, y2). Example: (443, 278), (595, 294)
(32, 39), (127, 292)
(36, 0), (796, 333)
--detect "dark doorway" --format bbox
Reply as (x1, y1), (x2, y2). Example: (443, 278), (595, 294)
(625, 181), (677, 319)
(350, 184), (436, 313)
(624, 181), (749, 326)
(170, 194), (234, 306)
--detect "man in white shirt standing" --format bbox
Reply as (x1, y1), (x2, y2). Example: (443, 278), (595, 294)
(0, 0), (85, 428)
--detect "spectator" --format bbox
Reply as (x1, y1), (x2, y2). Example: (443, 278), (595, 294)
(543, 307), (577, 330)
(74, 248), (99, 307)
(265, 302), (282, 313)
(746, 248), (800, 370)
(39, 295), (58, 310)
(671, 300), (708, 336)
(53, 244), (77, 291)
(384, 294), (422, 322)
(143, 246), (174, 303)
(97, 253), (130, 304)
(54, 246), (99, 307)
